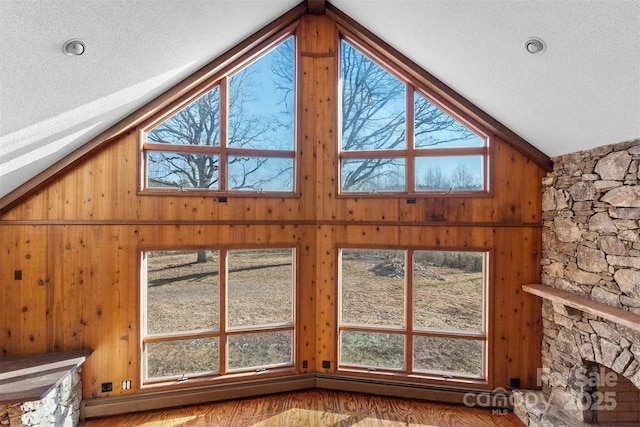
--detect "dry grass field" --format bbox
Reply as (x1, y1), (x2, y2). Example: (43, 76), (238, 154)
(144, 249), (483, 380)
(340, 250), (483, 376)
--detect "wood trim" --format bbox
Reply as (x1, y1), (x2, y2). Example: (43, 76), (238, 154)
(81, 373), (316, 420)
(315, 375), (506, 406)
(339, 147), (487, 158)
(0, 2), (552, 215)
(0, 3), (308, 216)
(325, 3), (552, 173)
(80, 372), (512, 420)
(143, 144), (296, 158)
(307, 0), (326, 15)
(0, 220), (543, 228)
(523, 284), (640, 332)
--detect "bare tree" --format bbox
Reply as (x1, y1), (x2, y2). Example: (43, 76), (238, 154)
(450, 163), (479, 190)
(148, 39), (295, 262)
(342, 41), (477, 191)
(148, 89), (221, 189)
(418, 166), (450, 191)
(340, 42), (405, 191)
(340, 41), (477, 191)
(148, 39), (295, 192)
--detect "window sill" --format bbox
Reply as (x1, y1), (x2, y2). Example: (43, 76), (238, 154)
(138, 189), (300, 199)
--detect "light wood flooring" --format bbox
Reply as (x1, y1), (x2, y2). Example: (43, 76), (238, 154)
(80, 388), (524, 426)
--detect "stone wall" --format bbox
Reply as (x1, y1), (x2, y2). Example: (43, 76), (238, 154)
(0, 367), (82, 427)
(541, 139), (640, 307)
(516, 138), (640, 426)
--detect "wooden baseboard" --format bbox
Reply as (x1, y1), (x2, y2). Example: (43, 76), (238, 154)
(315, 374), (511, 408)
(80, 373), (316, 420)
(81, 373), (511, 419)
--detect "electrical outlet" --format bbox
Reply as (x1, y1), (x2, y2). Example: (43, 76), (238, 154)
(322, 360), (330, 369)
(302, 360), (308, 369)
(101, 382), (112, 393)
(122, 380), (132, 390)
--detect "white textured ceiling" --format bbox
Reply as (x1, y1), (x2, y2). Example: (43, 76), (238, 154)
(1, 0), (639, 198)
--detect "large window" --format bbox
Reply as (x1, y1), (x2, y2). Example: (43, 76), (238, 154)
(340, 38), (489, 195)
(141, 35), (296, 194)
(141, 248), (295, 383)
(338, 249), (486, 381)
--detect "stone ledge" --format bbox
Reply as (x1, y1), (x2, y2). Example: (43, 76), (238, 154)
(0, 350), (91, 405)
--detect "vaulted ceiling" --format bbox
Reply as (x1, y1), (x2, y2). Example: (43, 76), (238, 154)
(1, 0), (638, 199)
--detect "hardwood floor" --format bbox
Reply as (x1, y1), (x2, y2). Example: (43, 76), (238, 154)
(80, 388), (524, 426)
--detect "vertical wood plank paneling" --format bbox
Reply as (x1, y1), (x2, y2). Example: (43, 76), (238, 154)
(47, 226), (66, 353)
(490, 227), (542, 389)
(296, 226), (316, 371)
(299, 14), (337, 224)
(298, 15), (338, 372)
(315, 225), (336, 371)
(19, 226), (49, 355)
(0, 13), (545, 403)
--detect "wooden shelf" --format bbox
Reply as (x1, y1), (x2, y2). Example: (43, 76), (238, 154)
(0, 350), (91, 404)
(523, 284), (640, 332)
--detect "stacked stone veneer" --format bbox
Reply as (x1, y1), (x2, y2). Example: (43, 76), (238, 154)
(515, 139), (640, 426)
(0, 367), (82, 427)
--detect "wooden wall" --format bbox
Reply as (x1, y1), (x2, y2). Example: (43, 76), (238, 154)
(0, 14), (545, 401)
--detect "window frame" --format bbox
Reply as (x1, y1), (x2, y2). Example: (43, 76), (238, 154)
(336, 246), (490, 387)
(139, 245), (298, 387)
(138, 29), (299, 198)
(337, 32), (493, 198)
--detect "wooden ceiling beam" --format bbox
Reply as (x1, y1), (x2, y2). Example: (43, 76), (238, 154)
(307, 0), (326, 15)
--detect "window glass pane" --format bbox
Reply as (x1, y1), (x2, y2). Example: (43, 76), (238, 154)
(146, 338), (219, 380)
(228, 157), (293, 192)
(229, 37), (294, 151)
(341, 40), (405, 151)
(415, 156), (483, 191)
(413, 337), (483, 377)
(340, 331), (404, 370)
(147, 152), (219, 190)
(413, 251), (483, 332)
(148, 86), (220, 147)
(227, 330), (293, 371)
(340, 249), (405, 327)
(341, 158), (405, 192)
(414, 92), (483, 149)
(146, 251), (219, 334)
(227, 249), (294, 328)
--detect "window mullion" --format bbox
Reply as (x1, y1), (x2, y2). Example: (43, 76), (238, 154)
(405, 85), (415, 193)
(219, 248), (228, 375)
(143, 330), (219, 344)
(141, 252), (149, 338)
(226, 147), (296, 158)
(340, 149), (409, 158)
(405, 249), (414, 374)
(412, 147), (487, 157)
(220, 77), (229, 192)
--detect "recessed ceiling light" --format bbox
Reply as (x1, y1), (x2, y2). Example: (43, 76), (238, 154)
(63, 39), (86, 56)
(525, 38), (545, 55)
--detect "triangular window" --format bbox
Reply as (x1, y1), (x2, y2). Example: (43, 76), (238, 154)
(142, 35), (295, 194)
(339, 37), (489, 194)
